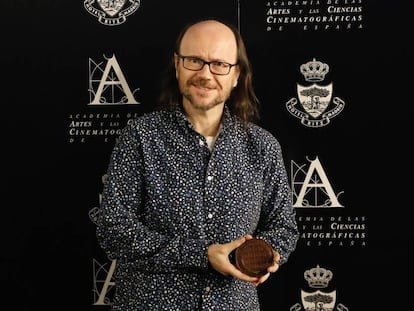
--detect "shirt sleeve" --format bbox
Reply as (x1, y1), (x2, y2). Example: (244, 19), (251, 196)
(96, 123), (210, 273)
(254, 133), (299, 265)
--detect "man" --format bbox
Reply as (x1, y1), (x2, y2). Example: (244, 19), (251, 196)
(97, 18), (299, 310)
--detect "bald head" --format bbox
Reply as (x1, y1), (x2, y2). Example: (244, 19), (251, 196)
(179, 20), (238, 65)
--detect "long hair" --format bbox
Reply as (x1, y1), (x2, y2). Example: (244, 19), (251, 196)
(156, 18), (260, 125)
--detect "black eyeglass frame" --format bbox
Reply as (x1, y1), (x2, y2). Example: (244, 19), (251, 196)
(176, 53), (238, 76)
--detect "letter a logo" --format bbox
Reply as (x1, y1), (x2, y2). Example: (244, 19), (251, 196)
(291, 156), (344, 208)
(88, 54), (139, 105)
(93, 259), (117, 305)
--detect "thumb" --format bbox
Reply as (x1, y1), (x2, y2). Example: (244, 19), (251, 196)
(227, 236), (248, 252)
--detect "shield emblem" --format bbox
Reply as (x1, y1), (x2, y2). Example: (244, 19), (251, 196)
(297, 83), (333, 118)
(301, 289), (336, 311)
(97, 0), (126, 16)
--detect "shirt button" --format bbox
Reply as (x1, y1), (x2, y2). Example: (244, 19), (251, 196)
(205, 286), (211, 292)
(199, 139), (204, 146)
(207, 176), (213, 181)
(207, 213), (213, 219)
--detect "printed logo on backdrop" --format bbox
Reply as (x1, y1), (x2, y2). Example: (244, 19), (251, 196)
(292, 157), (366, 247)
(290, 265), (349, 311)
(292, 156), (343, 208)
(67, 54), (140, 144)
(90, 213), (116, 306)
(88, 54), (139, 106)
(84, 0), (141, 26)
(286, 58), (345, 128)
(89, 174), (116, 306)
(265, 0), (364, 32)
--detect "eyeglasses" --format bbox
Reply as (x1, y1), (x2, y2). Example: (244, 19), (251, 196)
(177, 54), (238, 75)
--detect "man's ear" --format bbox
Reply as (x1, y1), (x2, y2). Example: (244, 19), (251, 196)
(233, 69), (240, 87)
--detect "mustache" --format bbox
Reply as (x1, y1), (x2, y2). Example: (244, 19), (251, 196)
(187, 78), (216, 89)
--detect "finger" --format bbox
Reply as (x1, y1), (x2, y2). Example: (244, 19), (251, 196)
(257, 272), (270, 285)
(222, 268), (257, 284)
(226, 234), (254, 253)
(224, 260), (260, 283)
(226, 236), (248, 252)
(267, 262), (279, 273)
(252, 273), (271, 287)
(244, 234), (253, 240)
(273, 251), (281, 263)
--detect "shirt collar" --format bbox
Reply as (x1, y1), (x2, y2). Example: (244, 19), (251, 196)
(173, 103), (236, 134)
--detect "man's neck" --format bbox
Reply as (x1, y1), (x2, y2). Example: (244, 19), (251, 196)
(184, 103), (224, 137)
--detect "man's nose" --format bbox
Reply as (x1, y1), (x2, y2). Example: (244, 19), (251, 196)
(198, 63), (214, 75)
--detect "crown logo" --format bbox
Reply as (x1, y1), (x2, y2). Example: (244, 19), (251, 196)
(304, 265), (333, 288)
(300, 58), (329, 82)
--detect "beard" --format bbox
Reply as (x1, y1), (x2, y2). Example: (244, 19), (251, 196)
(180, 77), (230, 111)
(182, 93), (222, 111)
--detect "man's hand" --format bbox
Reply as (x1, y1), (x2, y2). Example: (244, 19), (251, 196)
(208, 235), (259, 283)
(207, 235), (260, 284)
(251, 250), (281, 287)
(207, 235), (281, 287)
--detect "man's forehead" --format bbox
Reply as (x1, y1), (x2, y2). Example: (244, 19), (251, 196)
(179, 21), (237, 58)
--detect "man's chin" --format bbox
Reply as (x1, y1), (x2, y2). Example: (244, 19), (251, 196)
(185, 95), (223, 111)
(192, 101), (222, 111)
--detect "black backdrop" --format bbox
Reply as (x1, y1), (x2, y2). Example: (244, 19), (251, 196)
(2, 1), (411, 310)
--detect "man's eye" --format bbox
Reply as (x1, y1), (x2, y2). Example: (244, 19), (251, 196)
(213, 62), (229, 68)
(189, 58), (202, 64)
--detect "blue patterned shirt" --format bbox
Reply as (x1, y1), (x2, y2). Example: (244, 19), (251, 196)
(97, 105), (299, 311)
